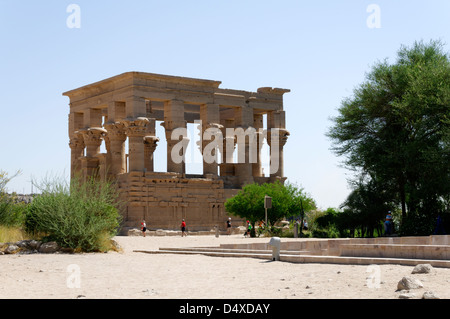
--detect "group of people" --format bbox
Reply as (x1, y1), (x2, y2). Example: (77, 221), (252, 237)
(139, 217), (242, 237)
(140, 219), (188, 237)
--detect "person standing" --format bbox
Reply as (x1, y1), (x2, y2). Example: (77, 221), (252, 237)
(385, 211), (393, 236)
(181, 219), (187, 237)
(226, 217), (232, 235)
(433, 215), (446, 235)
(245, 220), (252, 237)
(141, 220), (147, 237)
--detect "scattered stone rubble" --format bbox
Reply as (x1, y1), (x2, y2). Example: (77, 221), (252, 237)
(396, 264), (440, 299)
(0, 240), (61, 255)
(0, 239), (121, 255)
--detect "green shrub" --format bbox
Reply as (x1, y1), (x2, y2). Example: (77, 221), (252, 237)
(26, 176), (123, 252)
(0, 170), (25, 227)
(0, 198), (27, 227)
(399, 212), (435, 236)
(311, 225), (340, 238)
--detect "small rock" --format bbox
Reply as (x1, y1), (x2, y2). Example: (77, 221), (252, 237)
(127, 228), (142, 236)
(397, 276), (423, 291)
(110, 239), (121, 252)
(155, 229), (166, 236)
(39, 241), (60, 254)
(422, 291), (439, 299)
(305, 285), (312, 289)
(16, 240), (31, 249)
(399, 292), (416, 299)
(143, 289), (158, 296)
(5, 244), (20, 254)
(76, 295), (87, 299)
(28, 240), (41, 250)
(412, 264), (434, 274)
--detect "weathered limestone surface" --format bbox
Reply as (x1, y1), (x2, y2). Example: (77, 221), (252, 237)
(63, 72), (290, 232)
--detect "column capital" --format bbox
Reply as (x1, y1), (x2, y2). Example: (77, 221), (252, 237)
(204, 122), (224, 130)
(266, 128), (289, 147)
(80, 127), (107, 145)
(69, 131), (85, 149)
(144, 135), (160, 151)
(104, 122), (127, 141)
(122, 117), (150, 137)
(160, 120), (187, 132)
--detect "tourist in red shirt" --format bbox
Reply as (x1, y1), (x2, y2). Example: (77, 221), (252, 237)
(181, 219), (187, 237)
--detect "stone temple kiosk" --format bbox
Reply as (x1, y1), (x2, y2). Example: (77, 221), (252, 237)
(63, 72), (289, 232)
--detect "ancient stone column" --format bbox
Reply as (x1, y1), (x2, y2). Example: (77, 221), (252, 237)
(163, 100), (187, 174)
(253, 113), (264, 177)
(164, 128), (189, 174)
(199, 103), (221, 177)
(103, 122), (127, 176)
(79, 127), (106, 180)
(234, 107), (255, 185)
(235, 125), (257, 186)
(253, 130), (264, 177)
(69, 131), (85, 178)
(96, 153), (107, 182)
(219, 134), (237, 176)
(123, 117), (149, 172)
(202, 123), (223, 176)
(143, 135), (159, 172)
(267, 128), (289, 178)
(223, 136), (236, 164)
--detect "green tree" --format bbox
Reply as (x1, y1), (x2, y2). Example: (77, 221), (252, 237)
(340, 178), (392, 237)
(327, 40), (450, 228)
(224, 181), (316, 236)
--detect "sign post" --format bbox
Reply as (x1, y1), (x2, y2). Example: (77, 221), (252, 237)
(264, 195), (272, 227)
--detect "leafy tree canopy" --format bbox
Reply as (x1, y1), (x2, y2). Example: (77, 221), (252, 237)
(327, 40), (450, 222)
(224, 181), (316, 228)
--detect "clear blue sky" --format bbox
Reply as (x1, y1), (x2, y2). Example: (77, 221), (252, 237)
(1, 0), (449, 209)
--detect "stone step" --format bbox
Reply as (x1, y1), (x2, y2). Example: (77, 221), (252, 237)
(134, 249), (273, 259)
(340, 244), (450, 260)
(157, 247), (310, 255)
(133, 248), (450, 268)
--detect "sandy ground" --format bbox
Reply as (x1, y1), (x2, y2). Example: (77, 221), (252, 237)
(1, 234), (449, 300)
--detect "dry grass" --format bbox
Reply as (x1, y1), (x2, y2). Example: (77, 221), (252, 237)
(0, 225), (29, 243)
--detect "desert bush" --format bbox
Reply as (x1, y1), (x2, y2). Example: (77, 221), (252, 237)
(0, 170), (27, 229)
(0, 200), (27, 227)
(26, 176), (122, 252)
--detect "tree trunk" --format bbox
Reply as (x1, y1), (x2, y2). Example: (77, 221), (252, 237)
(399, 176), (407, 222)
